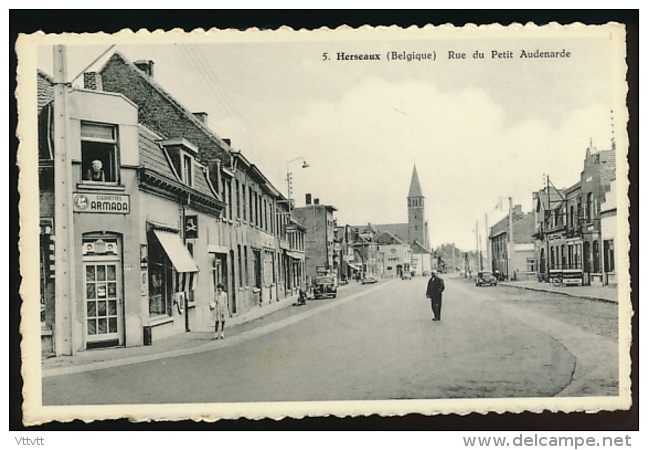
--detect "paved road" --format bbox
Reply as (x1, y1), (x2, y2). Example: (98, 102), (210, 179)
(42, 276), (618, 405)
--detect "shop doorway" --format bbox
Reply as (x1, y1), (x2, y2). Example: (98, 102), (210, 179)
(82, 237), (124, 348)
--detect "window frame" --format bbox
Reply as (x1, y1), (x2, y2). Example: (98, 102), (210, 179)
(80, 121), (120, 184)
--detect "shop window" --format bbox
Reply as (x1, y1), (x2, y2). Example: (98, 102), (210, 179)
(148, 238), (173, 317)
(81, 122), (118, 183)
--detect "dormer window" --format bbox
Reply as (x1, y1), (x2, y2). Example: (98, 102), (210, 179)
(81, 122), (119, 183)
(182, 153), (193, 187)
(160, 138), (198, 188)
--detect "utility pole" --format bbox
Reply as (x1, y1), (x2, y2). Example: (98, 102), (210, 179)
(475, 220), (480, 272)
(546, 176), (551, 281)
(485, 214), (490, 273)
(53, 45), (77, 355)
(452, 243), (456, 273)
(508, 196), (514, 280)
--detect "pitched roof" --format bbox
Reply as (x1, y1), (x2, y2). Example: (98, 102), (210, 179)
(372, 223), (409, 242)
(99, 52), (231, 160)
(376, 230), (407, 245)
(410, 240), (431, 254)
(535, 186), (564, 212)
(138, 125), (219, 201)
(489, 212), (535, 243)
(37, 70), (54, 114)
(408, 165), (424, 198)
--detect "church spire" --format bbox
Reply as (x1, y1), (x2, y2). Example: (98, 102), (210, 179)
(408, 165), (424, 198)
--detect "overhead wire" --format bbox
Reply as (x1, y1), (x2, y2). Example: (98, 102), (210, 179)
(178, 44), (285, 186)
(186, 45), (285, 182)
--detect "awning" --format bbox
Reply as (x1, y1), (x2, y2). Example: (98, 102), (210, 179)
(286, 250), (304, 260)
(153, 229), (199, 273)
(347, 262), (362, 271)
(207, 244), (230, 254)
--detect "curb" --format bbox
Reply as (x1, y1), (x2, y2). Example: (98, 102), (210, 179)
(499, 282), (617, 304)
(42, 281), (384, 378)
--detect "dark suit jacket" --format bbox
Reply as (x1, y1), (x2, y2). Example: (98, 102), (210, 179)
(426, 276), (445, 299)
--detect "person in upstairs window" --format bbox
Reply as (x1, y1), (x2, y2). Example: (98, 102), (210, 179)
(87, 159), (106, 182)
(210, 283), (229, 339)
(426, 270), (446, 321)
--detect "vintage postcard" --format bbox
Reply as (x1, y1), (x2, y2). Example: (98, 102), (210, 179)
(16, 22), (632, 425)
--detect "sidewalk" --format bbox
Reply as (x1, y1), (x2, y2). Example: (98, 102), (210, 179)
(42, 283), (359, 376)
(42, 291), (304, 374)
(498, 280), (618, 303)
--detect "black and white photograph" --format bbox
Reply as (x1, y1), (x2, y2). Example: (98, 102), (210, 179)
(15, 17), (634, 429)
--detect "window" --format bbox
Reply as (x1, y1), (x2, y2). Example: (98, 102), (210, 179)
(586, 193), (594, 221)
(526, 258), (536, 272)
(550, 247), (555, 269)
(254, 249), (262, 289)
(604, 240), (615, 272)
(237, 245), (243, 288)
(593, 240), (600, 273)
(81, 122), (118, 183)
(244, 245), (249, 286)
(570, 205), (575, 229)
(182, 154), (193, 187)
(148, 236), (173, 316)
(235, 180), (241, 219)
(242, 183), (247, 221)
(224, 179), (231, 220)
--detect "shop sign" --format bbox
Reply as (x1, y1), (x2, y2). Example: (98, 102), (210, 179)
(184, 215), (199, 239)
(73, 193), (130, 214)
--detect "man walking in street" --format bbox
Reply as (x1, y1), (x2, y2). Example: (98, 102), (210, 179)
(426, 270), (445, 321)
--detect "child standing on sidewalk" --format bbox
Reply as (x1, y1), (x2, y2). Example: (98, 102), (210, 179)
(210, 284), (229, 339)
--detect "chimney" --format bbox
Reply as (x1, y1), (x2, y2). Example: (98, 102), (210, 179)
(134, 60), (155, 77)
(84, 72), (103, 91)
(314, 198), (320, 205)
(513, 204), (523, 216)
(305, 193), (312, 205)
(193, 112), (208, 126)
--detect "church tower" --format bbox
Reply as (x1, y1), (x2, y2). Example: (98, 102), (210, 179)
(407, 165), (427, 248)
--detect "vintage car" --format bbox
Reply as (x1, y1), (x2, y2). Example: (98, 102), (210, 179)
(401, 272), (412, 280)
(313, 275), (338, 299)
(361, 275), (378, 284)
(475, 271), (498, 287)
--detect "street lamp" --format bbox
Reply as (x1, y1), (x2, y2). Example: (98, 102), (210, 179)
(286, 157), (309, 207)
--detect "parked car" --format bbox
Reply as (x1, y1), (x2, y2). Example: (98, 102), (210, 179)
(313, 276), (338, 298)
(476, 271), (498, 287)
(401, 272), (412, 280)
(361, 275), (378, 284)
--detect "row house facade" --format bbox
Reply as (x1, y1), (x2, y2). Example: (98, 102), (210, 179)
(489, 205), (535, 281)
(342, 224), (382, 280)
(38, 51), (306, 356)
(293, 195), (339, 283)
(532, 142), (616, 286)
(375, 231), (412, 278)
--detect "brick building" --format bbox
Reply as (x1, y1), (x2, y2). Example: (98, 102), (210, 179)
(38, 50), (305, 355)
(489, 206), (535, 281)
(293, 196), (338, 283)
(532, 141), (616, 286)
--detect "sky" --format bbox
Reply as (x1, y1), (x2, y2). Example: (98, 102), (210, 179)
(35, 26), (625, 251)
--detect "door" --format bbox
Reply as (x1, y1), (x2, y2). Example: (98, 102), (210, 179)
(84, 260), (123, 347)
